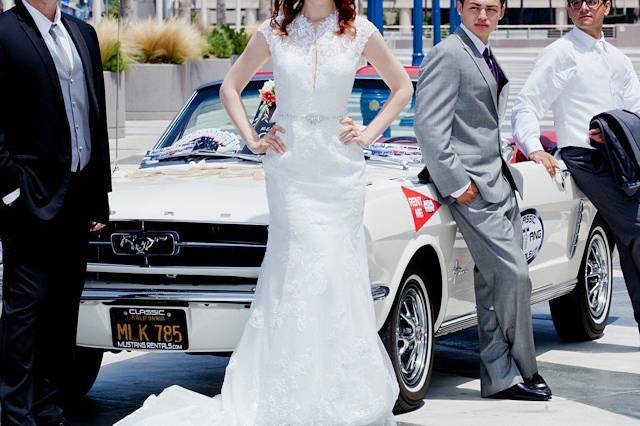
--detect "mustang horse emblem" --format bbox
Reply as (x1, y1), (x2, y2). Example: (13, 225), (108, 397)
(120, 235), (169, 255)
(111, 232), (178, 257)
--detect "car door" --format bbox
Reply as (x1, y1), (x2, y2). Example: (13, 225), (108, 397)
(511, 160), (586, 292)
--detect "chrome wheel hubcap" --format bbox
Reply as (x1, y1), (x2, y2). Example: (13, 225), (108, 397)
(585, 233), (610, 322)
(396, 282), (431, 389)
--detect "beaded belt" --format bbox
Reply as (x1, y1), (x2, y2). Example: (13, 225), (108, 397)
(277, 112), (347, 125)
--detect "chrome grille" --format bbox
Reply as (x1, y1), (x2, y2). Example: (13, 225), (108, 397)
(89, 221), (268, 268)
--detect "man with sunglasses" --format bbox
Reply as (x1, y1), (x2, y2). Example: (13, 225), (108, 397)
(512, 0), (640, 340)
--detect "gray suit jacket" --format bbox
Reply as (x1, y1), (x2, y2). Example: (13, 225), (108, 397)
(415, 28), (522, 204)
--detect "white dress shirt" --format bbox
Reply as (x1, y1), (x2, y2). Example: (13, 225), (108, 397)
(450, 24), (493, 198)
(23, 1), (75, 72)
(512, 27), (640, 158)
(2, 1), (74, 206)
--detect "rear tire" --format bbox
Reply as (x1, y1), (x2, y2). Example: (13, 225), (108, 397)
(550, 220), (613, 341)
(381, 268), (435, 414)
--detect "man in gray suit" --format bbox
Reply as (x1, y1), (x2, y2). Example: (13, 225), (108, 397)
(414, 0), (551, 400)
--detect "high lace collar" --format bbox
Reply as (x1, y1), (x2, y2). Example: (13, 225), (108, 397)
(294, 10), (338, 37)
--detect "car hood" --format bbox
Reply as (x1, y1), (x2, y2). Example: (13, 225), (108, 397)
(108, 161), (417, 223)
(109, 162), (270, 223)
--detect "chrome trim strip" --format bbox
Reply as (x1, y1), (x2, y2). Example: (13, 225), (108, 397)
(435, 279), (578, 337)
(87, 264), (261, 278)
(568, 199), (584, 259)
(80, 285), (391, 304)
(81, 289), (255, 304)
(530, 278), (577, 305)
(436, 313), (478, 336)
(89, 241), (267, 249)
(178, 242), (267, 249)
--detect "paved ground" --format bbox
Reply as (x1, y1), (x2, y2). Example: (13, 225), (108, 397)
(66, 271), (639, 426)
(60, 125), (640, 425)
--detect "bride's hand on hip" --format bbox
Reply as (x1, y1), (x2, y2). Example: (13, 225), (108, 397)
(338, 117), (372, 148)
(248, 124), (287, 154)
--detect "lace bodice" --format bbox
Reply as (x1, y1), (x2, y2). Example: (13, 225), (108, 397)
(258, 13), (379, 117)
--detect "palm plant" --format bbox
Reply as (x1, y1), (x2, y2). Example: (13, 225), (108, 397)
(92, 18), (137, 72)
(129, 19), (207, 64)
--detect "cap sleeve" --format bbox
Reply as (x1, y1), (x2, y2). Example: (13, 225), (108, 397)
(354, 16), (379, 57)
(258, 19), (279, 54)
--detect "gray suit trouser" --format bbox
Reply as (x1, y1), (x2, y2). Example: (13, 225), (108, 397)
(449, 188), (538, 397)
(562, 147), (640, 326)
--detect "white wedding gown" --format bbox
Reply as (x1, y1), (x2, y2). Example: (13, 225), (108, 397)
(115, 13), (399, 426)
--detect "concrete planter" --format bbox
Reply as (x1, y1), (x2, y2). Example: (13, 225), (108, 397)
(187, 58), (234, 93)
(125, 59), (237, 120)
(125, 63), (191, 120)
(103, 71), (126, 139)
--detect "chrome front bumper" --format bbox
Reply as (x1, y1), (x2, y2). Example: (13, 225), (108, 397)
(81, 283), (391, 304)
(74, 282), (391, 351)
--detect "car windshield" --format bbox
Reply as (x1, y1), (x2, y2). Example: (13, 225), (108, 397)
(143, 77), (420, 168)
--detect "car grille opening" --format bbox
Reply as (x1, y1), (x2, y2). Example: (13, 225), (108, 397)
(88, 221), (268, 268)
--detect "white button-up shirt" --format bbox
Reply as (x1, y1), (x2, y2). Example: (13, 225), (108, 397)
(24, 0), (75, 72)
(2, 1), (74, 205)
(512, 26), (640, 157)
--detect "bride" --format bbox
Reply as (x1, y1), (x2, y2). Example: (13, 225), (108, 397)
(116, 0), (413, 424)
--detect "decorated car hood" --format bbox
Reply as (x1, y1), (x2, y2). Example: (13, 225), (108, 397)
(109, 163), (270, 223)
(108, 161), (419, 223)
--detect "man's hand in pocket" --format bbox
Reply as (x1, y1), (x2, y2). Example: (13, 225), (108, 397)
(456, 181), (480, 205)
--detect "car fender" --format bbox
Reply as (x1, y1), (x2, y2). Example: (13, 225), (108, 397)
(373, 232), (451, 332)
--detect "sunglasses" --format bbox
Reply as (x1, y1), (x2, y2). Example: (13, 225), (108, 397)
(567, 0), (603, 9)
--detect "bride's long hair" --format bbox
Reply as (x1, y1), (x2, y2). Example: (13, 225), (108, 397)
(270, 0), (357, 36)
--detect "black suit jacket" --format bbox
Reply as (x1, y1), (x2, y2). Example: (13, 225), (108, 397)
(590, 109), (640, 199)
(0, 0), (111, 223)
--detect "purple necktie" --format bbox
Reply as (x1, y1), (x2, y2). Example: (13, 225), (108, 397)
(482, 48), (500, 85)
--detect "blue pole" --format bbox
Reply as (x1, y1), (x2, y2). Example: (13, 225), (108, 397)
(433, 0), (441, 45)
(412, 0), (424, 66)
(367, 0), (384, 34)
(449, 0), (458, 33)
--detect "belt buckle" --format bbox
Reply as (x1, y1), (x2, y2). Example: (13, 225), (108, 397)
(303, 113), (322, 125)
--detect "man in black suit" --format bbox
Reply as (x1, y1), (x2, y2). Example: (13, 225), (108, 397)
(0, 1), (111, 424)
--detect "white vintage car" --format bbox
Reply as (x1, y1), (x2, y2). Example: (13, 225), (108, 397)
(0, 68), (615, 412)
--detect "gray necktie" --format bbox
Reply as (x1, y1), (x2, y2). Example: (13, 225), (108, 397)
(49, 23), (72, 75)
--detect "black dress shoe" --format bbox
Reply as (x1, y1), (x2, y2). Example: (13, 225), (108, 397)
(525, 372), (552, 397)
(488, 383), (551, 401)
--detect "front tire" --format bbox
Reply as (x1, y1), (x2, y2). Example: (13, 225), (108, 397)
(381, 268), (435, 414)
(61, 346), (104, 400)
(550, 220), (614, 341)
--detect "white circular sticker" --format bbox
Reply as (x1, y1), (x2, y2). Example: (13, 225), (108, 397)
(521, 209), (544, 264)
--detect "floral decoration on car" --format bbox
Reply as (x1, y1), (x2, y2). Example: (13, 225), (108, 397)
(258, 80), (276, 110)
(253, 80), (277, 138)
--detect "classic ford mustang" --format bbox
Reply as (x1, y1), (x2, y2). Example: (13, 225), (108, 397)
(0, 67), (615, 411)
